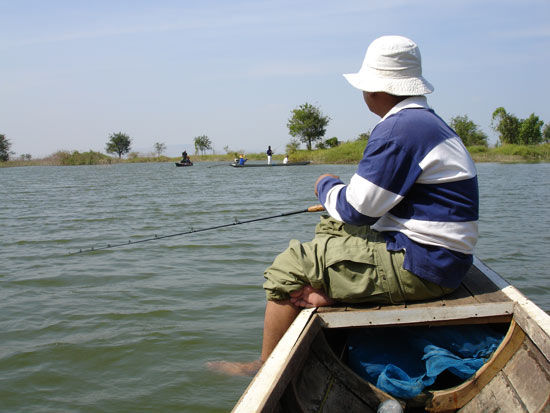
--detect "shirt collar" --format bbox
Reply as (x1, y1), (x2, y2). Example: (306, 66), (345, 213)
(379, 95), (430, 123)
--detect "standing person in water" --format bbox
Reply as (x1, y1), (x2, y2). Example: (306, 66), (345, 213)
(209, 35), (479, 375)
(266, 146), (273, 165)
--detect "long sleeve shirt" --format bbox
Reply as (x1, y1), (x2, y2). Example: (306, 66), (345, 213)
(316, 96), (478, 288)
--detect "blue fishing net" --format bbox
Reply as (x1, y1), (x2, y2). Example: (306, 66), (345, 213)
(347, 325), (505, 399)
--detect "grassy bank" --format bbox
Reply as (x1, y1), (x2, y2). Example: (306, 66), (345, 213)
(277, 141), (550, 164)
(467, 143), (550, 163)
(2, 142), (550, 168)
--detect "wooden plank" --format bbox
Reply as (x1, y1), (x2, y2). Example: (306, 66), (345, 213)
(461, 264), (510, 303)
(458, 372), (528, 413)
(261, 316), (323, 412)
(512, 304), (550, 364)
(282, 346), (338, 411)
(502, 336), (550, 412)
(309, 331), (402, 410)
(440, 284), (478, 308)
(427, 319), (525, 411)
(318, 302), (514, 329)
(404, 297), (447, 310)
(283, 332), (389, 412)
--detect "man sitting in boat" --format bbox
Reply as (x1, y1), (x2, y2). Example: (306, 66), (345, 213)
(283, 154), (289, 164)
(238, 154), (247, 165)
(209, 36), (479, 376)
(180, 151), (190, 164)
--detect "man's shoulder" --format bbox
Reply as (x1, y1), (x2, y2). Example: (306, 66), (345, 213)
(378, 107), (452, 139)
(388, 106), (438, 124)
(369, 107), (457, 159)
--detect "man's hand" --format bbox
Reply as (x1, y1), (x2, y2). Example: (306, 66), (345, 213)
(314, 174), (340, 197)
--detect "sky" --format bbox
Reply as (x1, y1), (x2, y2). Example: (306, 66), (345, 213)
(1, 0), (550, 158)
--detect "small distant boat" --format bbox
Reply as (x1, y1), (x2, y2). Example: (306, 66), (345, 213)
(233, 257), (550, 412)
(230, 161), (311, 168)
(175, 161), (193, 167)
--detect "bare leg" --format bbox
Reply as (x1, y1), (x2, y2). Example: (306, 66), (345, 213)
(207, 299), (301, 376)
(207, 286), (339, 376)
(289, 285), (336, 308)
(260, 300), (301, 361)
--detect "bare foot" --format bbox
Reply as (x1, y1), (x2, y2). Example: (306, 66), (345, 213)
(206, 359), (263, 376)
(289, 285), (336, 308)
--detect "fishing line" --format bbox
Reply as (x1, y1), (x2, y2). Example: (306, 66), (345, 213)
(69, 205), (325, 255)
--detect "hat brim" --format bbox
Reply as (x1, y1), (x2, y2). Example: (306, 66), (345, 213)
(343, 72), (434, 96)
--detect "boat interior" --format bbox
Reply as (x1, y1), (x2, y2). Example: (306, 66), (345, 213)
(259, 264), (550, 412)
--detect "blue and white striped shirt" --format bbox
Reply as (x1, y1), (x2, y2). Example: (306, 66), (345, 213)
(316, 96), (478, 288)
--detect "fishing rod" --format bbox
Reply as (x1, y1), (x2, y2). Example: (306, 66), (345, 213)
(70, 204), (325, 255)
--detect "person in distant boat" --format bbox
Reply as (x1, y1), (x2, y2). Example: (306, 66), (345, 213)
(181, 151), (189, 163)
(209, 36), (479, 376)
(238, 154), (247, 165)
(266, 146), (273, 165)
(283, 155), (289, 164)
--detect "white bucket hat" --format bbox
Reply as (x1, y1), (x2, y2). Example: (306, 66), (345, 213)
(344, 35), (434, 96)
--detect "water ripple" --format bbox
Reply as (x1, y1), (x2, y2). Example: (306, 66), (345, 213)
(1, 161), (549, 412)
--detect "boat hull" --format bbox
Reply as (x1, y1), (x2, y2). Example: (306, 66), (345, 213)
(233, 258), (550, 412)
(175, 162), (193, 167)
(230, 161), (311, 168)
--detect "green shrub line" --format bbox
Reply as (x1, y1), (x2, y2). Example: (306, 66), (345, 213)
(2, 142), (550, 168)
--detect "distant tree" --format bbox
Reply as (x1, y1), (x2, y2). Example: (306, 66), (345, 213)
(356, 132), (370, 141)
(153, 142), (166, 157)
(193, 135), (212, 155)
(287, 103), (330, 150)
(325, 137), (340, 148)
(286, 138), (301, 154)
(518, 113), (544, 145)
(543, 124), (550, 144)
(450, 115), (488, 147)
(492, 108), (545, 145)
(0, 134), (12, 161)
(491, 107), (521, 145)
(105, 132), (132, 158)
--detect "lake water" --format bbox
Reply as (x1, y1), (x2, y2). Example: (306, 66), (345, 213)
(1, 161), (549, 412)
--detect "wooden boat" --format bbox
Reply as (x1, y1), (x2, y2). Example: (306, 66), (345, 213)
(230, 161), (311, 168)
(175, 161), (193, 167)
(233, 257), (550, 412)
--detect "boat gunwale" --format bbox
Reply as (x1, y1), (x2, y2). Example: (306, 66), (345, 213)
(232, 308), (318, 413)
(473, 257), (550, 363)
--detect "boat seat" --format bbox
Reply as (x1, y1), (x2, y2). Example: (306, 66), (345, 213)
(317, 265), (514, 328)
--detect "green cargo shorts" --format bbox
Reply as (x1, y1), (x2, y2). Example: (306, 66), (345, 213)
(263, 215), (454, 304)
